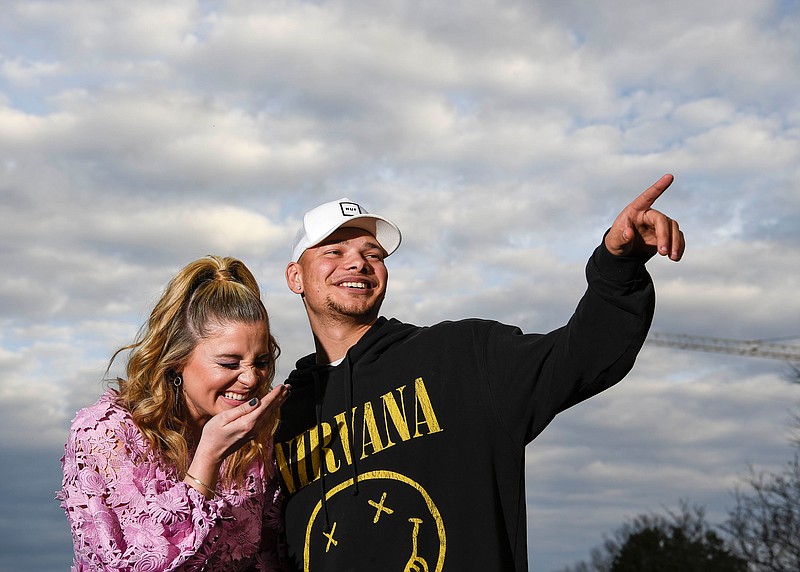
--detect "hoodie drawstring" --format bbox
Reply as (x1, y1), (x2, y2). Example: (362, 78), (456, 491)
(312, 370), (331, 531)
(312, 354), (361, 533)
(344, 354), (359, 495)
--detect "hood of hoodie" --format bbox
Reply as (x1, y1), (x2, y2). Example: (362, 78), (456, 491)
(287, 317), (417, 379)
(279, 316), (420, 441)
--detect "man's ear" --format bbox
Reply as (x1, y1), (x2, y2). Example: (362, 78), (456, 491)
(285, 262), (303, 294)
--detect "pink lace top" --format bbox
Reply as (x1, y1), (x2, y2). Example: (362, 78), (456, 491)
(58, 390), (288, 572)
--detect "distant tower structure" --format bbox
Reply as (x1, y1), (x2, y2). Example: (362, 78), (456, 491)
(646, 333), (800, 364)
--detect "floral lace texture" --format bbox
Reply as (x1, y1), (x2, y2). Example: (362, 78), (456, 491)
(57, 390), (287, 572)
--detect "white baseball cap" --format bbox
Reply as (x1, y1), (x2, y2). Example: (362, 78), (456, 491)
(291, 197), (402, 262)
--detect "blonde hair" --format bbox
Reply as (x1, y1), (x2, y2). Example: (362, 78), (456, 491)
(111, 255), (280, 485)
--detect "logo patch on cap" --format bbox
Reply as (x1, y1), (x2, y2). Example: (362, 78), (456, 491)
(339, 201), (363, 217)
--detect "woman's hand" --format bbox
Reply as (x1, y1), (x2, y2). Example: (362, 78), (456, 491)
(184, 383), (291, 497)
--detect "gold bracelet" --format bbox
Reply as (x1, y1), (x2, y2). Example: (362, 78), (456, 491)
(185, 472), (218, 498)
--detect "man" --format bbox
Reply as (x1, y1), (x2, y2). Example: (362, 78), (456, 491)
(275, 174), (684, 571)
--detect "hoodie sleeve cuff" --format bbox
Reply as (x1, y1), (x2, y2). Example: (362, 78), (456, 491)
(591, 231), (655, 285)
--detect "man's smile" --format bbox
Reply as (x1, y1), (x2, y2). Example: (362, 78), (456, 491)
(338, 281), (370, 289)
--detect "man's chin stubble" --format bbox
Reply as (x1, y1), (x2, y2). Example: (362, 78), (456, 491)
(325, 295), (381, 321)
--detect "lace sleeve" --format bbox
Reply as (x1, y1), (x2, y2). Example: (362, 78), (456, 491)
(59, 396), (223, 571)
(251, 458), (291, 572)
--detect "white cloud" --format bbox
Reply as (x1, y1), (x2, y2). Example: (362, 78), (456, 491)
(0, 58), (63, 86)
(12, 0), (199, 59)
(1, 0), (799, 570)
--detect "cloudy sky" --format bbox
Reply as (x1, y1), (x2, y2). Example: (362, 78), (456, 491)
(1, 1), (799, 570)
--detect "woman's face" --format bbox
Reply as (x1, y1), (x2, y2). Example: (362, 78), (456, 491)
(180, 320), (272, 430)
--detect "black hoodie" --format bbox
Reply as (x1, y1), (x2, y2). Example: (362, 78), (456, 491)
(274, 243), (655, 571)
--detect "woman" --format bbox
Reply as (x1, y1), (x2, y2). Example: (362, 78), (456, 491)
(58, 255), (291, 571)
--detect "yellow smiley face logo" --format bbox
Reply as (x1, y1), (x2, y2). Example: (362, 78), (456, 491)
(303, 470), (446, 571)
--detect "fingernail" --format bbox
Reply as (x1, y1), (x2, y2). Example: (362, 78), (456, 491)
(249, 397), (258, 406)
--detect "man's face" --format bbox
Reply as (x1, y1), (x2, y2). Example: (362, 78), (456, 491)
(288, 227), (389, 325)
